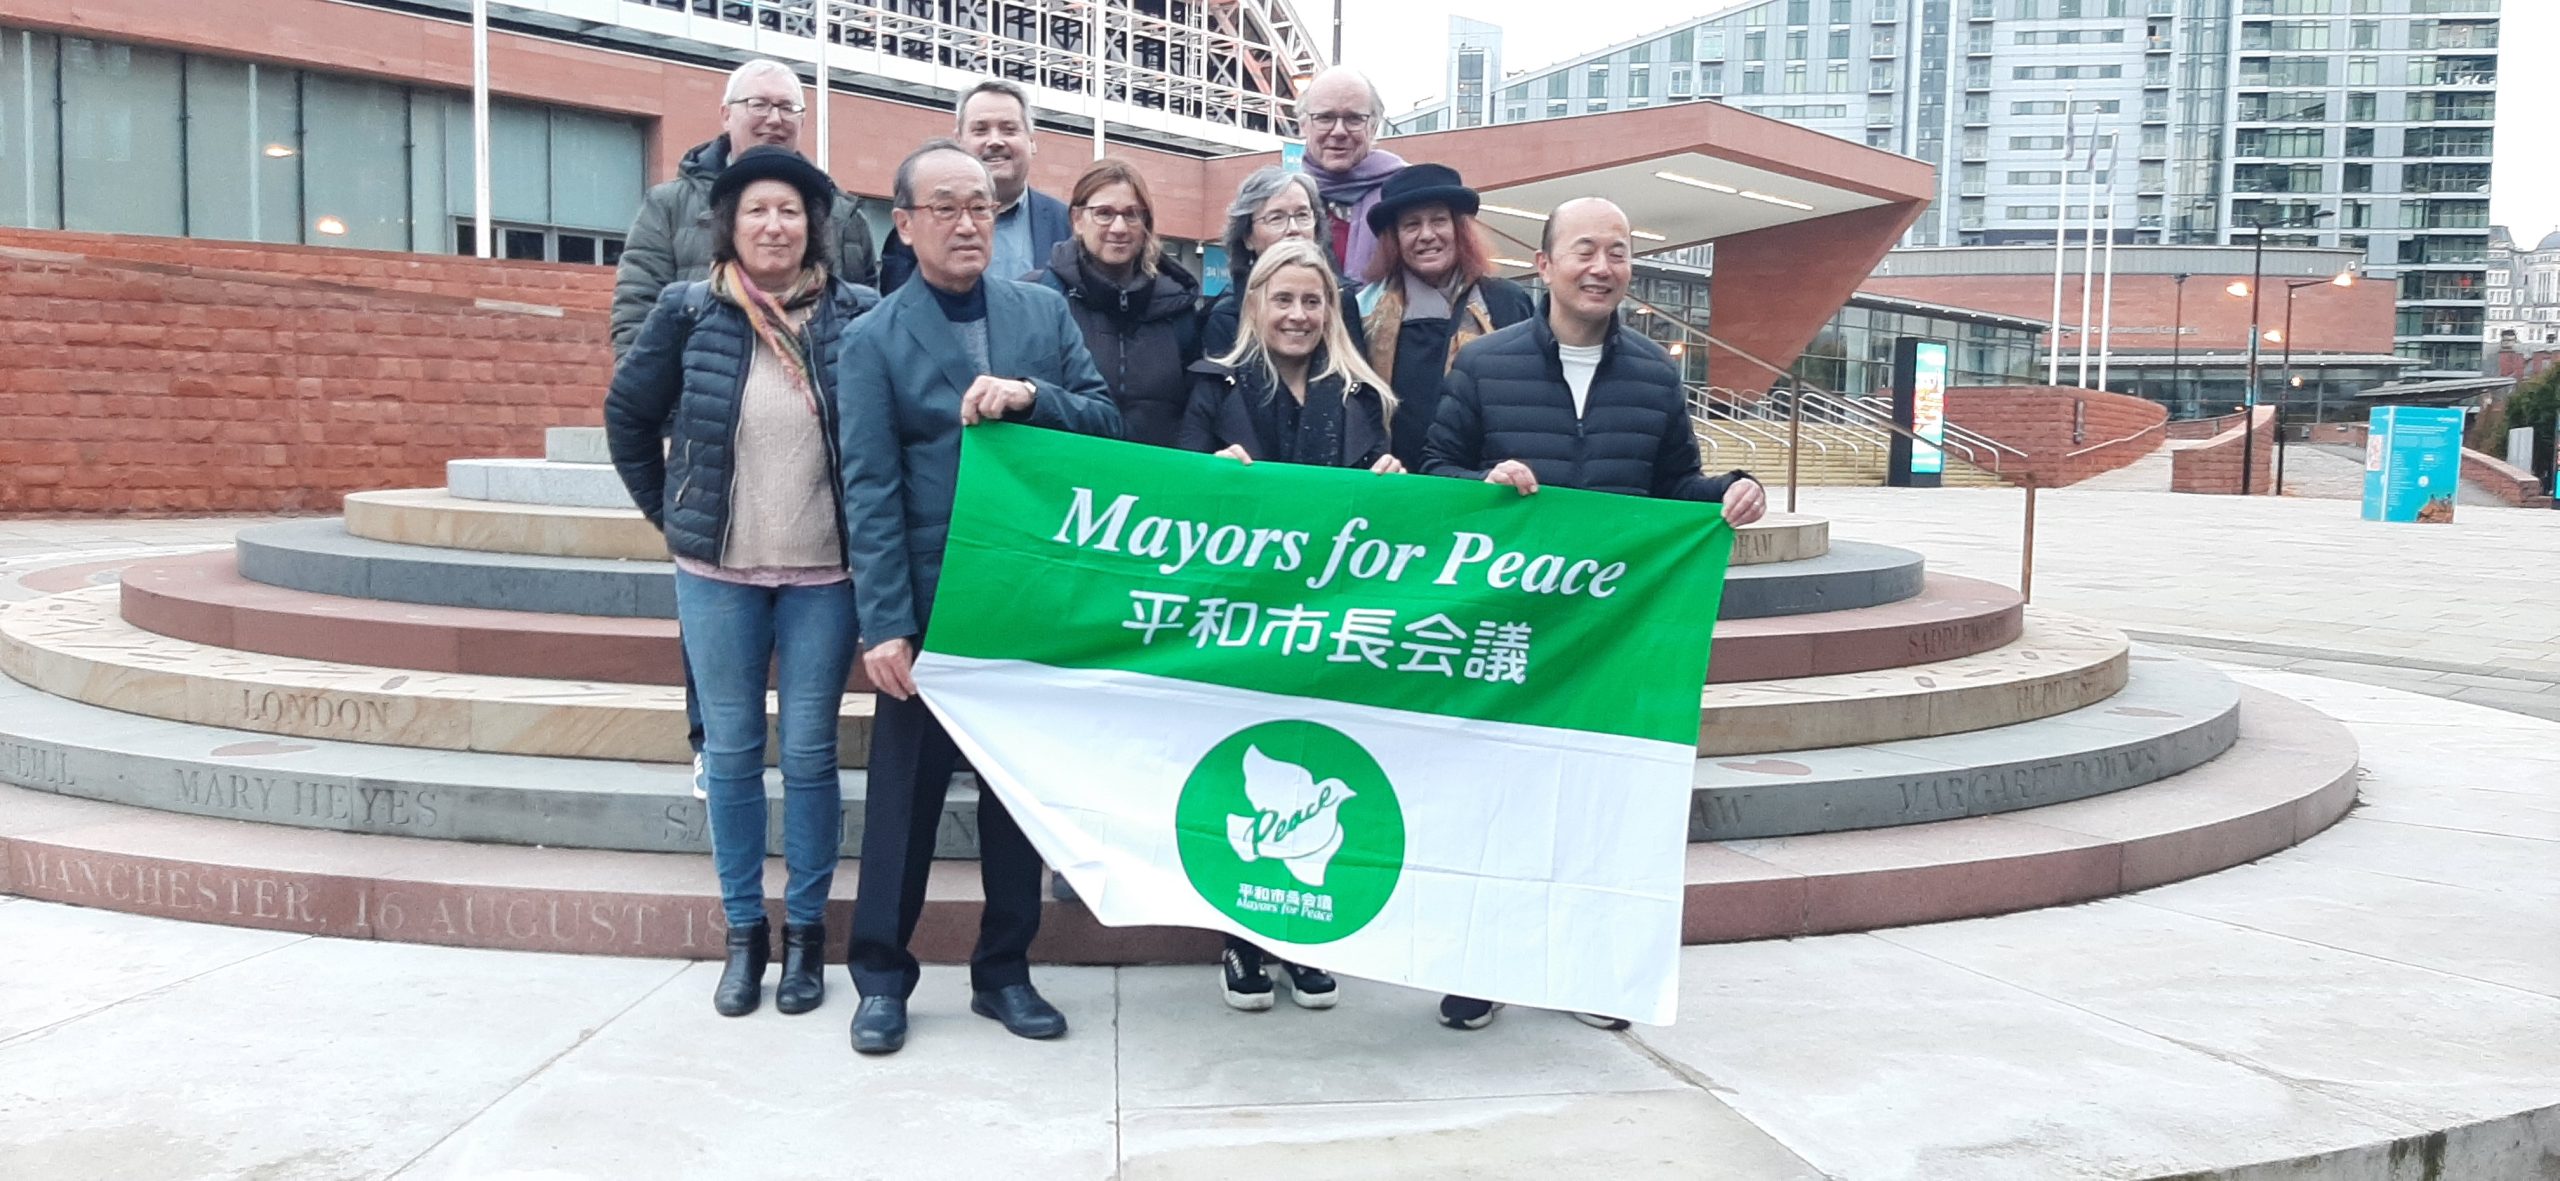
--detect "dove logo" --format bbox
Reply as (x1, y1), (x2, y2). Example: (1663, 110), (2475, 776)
(1176, 720), (1405, 944)
(1224, 747), (1356, 887)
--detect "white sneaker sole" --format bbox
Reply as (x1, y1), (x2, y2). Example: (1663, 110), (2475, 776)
(1440, 1002), (1504, 1030)
(1570, 1011), (1631, 1031)
(1222, 986), (1276, 1012)
(1285, 983), (1339, 1010)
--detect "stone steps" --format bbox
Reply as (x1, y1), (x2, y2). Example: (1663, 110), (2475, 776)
(0, 684), (2352, 959)
(235, 518), (1925, 621)
(0, 650), (2224, 854)
(445, 458), (631, 510)
(122, 552), (2018, 688)
(347, 488), (1839, 568)
(4, 587), (2125, 764)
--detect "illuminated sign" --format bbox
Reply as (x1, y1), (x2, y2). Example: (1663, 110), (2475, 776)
(1911, 340), (1948, 477)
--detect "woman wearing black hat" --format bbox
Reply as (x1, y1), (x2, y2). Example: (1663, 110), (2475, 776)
(1355, 163), (1535, 470)
(605, 145), (882, 1020)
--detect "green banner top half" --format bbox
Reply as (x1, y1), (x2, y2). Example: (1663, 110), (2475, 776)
(927, 425), (1735, 745)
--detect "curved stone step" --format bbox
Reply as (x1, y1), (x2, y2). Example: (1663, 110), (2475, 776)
(349, 488), (1835, 568)
(10, 589), (2123, 765)
(1690, 649), (2238, 839)
(236, 518), (1919, 622)
(125, 552), (1998, 689)
(446, 458), (632, 510)
(0, 686), (2356, 959)
(545, 427), (609, 465)
(0, 649), (2219, 855)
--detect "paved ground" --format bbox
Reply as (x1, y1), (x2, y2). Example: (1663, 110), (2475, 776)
(2278, 442), (2506, 507)
(0, 669), (2551, 1180)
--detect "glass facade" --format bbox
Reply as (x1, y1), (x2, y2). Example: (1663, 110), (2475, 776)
(0, 25), (644, 263)
(1793, 297), (2043, 395)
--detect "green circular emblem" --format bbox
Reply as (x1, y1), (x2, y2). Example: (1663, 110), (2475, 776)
(1174, 720), (1405, 944)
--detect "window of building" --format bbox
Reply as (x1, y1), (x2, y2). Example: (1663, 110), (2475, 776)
(1670, 28), (1694, 59)
(2341, 199), (2372, 228)
(1787, 30), (1808, 59)
(1745, 31), (1767, 60)
(2350, 20), (2378, 49)
(60, 38), (185, 236)
(1587, 64), (1609, 96)
(1743, 66), (1766, 94)
(1832, 0), (1854, 20)
(1506, 104), (1527, 122)
(1823, 62), (1846, 90)
(1629, 64), (1650, 97)
(2346, 92), (2377, 121)
(1829, 28), (1850, 58)
(2057, 0), (2083, 16)
(1700, 29), (1726, 59)
(2007, 206), (2060, 220)
(1547, 71), (1568, 98)
(2010, 170), (2063, 185)
(1870, 62), (1895, 90)
(1701, 63), (1725, 94)
(2237, 127), (2327, 157)
(1670, 67), (1691, 96)
(1547, 99), (1570, 118)
(2342, 162), (2373, 192)
(2344, 127), (2374, 157)
(2010, 136), (2067, 151)
(1788, 0), (1812, 23)
(2345, 55), (2377, 85)
(181, 57), (299, 243)
(1785, 63), (1807, 92)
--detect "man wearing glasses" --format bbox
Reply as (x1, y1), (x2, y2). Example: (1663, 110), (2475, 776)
(835, 140), (1122, 1056)
(611, 58), (879, 354)
(878, 79), (1073, 293)
(1295, 67), (1406, 280)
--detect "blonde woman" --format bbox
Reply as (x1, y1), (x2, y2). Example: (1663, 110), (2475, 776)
(1181, 238), (1401, 476)
(1177, 238), (1400, 1011)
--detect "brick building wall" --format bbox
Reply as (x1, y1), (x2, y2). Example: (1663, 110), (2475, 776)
(1946, 386), (2166, 487)
(1862, 273), (2397, 357)
(0, 228), (615, 314)
(0, 243), (606, 514)
(2170, 408), (2279, 496)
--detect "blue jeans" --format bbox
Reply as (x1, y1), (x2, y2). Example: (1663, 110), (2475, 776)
(673, 569), (856, 928)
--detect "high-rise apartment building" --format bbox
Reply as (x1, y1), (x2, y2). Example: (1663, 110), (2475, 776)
(1387, 17), (1506, 133)
(1387, 0), (2501, 377)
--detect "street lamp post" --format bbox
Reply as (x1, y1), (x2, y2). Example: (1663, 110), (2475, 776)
(2234, 208), (2334, 496)
(2275, 269), (2358, 494)
(2170, 272), (2190, 418)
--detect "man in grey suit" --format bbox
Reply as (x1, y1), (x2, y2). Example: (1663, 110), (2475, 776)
(836, 139), (1124, 1055)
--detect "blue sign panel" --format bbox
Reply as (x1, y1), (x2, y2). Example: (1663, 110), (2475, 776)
(1912, 340), (1948, 476)
(2361, 406), (2465, 523)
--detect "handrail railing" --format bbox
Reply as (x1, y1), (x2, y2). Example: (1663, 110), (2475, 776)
(1845, 394), (2030, 463)
(2066, 419), (2166, 460)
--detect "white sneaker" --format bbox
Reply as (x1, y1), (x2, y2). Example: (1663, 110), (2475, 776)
(1571, 1011), (1631, 1031)
(691, 754), (708, 801)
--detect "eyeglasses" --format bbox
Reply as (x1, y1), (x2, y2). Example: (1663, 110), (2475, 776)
(727, 98), (805, 117)
(1304, 111), (1373, 132)
(1079, 206), (1147, 227)
(1254, 209), (1317, 230)
(904, 201), (998, 224)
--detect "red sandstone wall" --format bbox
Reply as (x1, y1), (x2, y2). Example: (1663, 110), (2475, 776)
(2170, 408), (2278, 496)
(1944, 386), (2166, 488)
(1861, 272), (2398, 356)
(0, 246), (605, 515)
(2460, 449), (2554, 509)
(0, 228), (615, 315)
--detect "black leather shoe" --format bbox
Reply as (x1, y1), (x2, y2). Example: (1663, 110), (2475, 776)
(712, 920), (770, 1018)
(775, 922), (826, 1015)
(850, 995), (908, 1055)
(970, 983), (1068, 1040)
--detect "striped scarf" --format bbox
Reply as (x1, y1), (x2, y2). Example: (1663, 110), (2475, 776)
(711, 260), (828, 414)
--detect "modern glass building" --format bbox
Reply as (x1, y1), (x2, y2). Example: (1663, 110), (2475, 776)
(1386, 0), (2501, 378)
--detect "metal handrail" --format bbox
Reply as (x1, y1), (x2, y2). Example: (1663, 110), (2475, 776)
(1846, 394), (2030, 463)
(2066, 419), (2167, 460)
(1689, 385), (1828, 463)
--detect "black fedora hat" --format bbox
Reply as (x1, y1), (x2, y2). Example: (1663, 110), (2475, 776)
(1366, 162), (1480, 234)
(711, 144), (835, 219)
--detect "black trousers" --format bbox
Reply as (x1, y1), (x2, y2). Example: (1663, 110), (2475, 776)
(846, 689), (1045, 997)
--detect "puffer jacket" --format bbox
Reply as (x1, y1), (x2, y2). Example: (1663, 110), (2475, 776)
(1025, 240), (1203, 448)
(604, 276), (884, 563)
(1422, 305), (1749, 502)
(1177, 357), (1390, 469)
(609, 136), (880, 354)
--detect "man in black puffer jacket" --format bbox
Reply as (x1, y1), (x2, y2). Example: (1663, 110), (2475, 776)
(1420, 195), (1766, 1036)
(1425, 197), (1767, 512)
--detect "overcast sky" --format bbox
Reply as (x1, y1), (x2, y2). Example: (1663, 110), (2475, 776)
(1341, 1), (2557, 242)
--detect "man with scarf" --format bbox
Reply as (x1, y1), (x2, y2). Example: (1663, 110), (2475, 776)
(1296, 67), (1406, 280)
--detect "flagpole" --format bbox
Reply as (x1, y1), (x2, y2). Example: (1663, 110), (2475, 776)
(813, 7), (831, 172)
(2075, 119), (2101, 388)
(1092, 1), (1108, 160)
(471, 0), (491, 259)
(2097, 133), (2120, 392)
(2047, 89), (2073, 386)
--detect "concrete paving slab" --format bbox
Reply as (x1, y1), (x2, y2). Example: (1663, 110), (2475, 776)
(0, 902), (303, 1042)
(0, 936), (682, 1181)
(1119, 1088), (1827, 1181)
(1112, 969), (1675, 1111)
(392, 964), (1118, 1181)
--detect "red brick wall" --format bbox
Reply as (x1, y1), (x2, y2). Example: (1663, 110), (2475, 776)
(2170, 408), (2278, 496)
(2461, 449), (2554, 508)
(0, 228), (615, 315)
(1946, 385), (2167, 487)
(2304, 422), (2370, 447)
(0, 244), (605, 515)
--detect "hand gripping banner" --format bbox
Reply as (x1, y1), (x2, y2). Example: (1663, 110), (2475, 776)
(915, 424), (1733, 1024)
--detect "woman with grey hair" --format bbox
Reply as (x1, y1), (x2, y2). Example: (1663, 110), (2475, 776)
(1198, 165), (1368, 360)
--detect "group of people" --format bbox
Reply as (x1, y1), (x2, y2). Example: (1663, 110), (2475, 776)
(603, 59), (1768, 1055)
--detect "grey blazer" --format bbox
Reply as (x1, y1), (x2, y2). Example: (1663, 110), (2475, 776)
(834, 277), (1124, 647)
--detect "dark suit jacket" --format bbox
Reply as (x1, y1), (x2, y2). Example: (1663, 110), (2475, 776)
(835, 276), (1124, 647)
(876, 189), (1071, 294)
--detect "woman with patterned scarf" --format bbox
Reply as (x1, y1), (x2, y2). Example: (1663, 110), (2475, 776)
(1353, 164), (1536, 472)
(605, 145), (882, 1021)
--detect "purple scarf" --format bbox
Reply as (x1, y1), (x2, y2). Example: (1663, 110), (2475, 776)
(1305, 149), (1405, 282)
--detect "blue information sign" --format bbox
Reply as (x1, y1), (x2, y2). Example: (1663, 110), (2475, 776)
(2361, 405), (2465, 524)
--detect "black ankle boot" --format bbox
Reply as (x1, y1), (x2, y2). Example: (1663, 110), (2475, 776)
(713, 920), (770, 1017)
(776, 922), (826, 1015)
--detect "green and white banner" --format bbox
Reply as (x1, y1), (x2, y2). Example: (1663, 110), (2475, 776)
(918, 425), (1734, 1024)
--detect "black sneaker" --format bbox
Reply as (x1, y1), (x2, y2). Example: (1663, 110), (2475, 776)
(1276, 960), (1339, 1010)
(1221, 944), (1275, 1011)
(1571, 1011), (1631, 1031)
(1438, 994), (1501, 1030)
